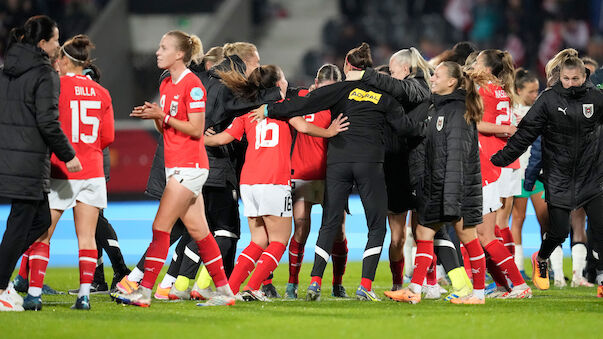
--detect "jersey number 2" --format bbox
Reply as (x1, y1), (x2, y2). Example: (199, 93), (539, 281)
(495, 101), (511, 125)
(255, 120), (280, 149)
(71, 100), (101, 143)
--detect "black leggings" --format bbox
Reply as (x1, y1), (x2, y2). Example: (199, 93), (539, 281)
(311, 162), (387, 281)
(434, 225), (462, 273)
(539, 194), (603, 271)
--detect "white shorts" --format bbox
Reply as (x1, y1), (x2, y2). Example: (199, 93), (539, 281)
(291, 179), (325, 204)
(165, 167), (208, 197)
(240, 184), (292, 217)
(498, 167), (522, 198)
(482, 181), (502, 215)
(48, 177), (107, 210)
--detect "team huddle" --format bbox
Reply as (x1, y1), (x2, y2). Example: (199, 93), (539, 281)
(0, 14), (602, 312)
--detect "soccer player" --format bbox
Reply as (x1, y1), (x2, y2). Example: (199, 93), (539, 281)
(470, 49), (531, 299)
(286, 64), (350, 299)
(205, 64), (348, 301)
(112, 30), (235, 307)
(19, 34), (114, 310)
(384, 61), (487, 304)
(492, 56), (603, 297)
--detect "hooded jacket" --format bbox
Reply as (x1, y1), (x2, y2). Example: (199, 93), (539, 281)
(0, 43), (75, 200)
(412, 90), (483, 226)
(492, 81), (603, 209)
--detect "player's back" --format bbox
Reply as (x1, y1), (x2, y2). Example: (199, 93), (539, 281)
(51, 73), (114, 179)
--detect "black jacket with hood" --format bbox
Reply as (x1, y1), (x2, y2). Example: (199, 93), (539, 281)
(492, 81), (603, 209)
(0, 43), (75, 200)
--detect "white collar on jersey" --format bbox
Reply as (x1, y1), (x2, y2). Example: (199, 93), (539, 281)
(172, 68), (191, 85)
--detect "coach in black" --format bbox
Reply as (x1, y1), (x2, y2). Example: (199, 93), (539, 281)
(0, 15), (80, 309)
(491, 56), (603, 293)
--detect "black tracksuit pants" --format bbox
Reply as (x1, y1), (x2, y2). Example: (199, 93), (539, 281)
(0, 196), (51, 289)
(539, 194), (603, 273)
(311, 162), (387, 282)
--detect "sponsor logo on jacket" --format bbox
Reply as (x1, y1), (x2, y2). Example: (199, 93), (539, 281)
(583, 104), (594, 118)
(348, 88), (382, 104)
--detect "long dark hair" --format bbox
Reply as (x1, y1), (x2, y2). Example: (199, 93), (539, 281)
(218, 64), (281, 101)
(60, 34), (95, 67)
(479, 49), (516, 106)
(346, 42), (372, 70)
(8, 15), (57, 50)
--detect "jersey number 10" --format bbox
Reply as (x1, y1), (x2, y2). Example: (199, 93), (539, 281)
(70, 100), (101, 143)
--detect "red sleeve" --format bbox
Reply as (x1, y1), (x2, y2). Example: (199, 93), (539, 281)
(100, 91), (115, 149)
(185, 76), (206, 114)
(225, 115), (245, 140)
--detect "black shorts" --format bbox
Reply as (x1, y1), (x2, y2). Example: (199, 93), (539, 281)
(384, 153), (414, 213)
(203, 185), (241, 238)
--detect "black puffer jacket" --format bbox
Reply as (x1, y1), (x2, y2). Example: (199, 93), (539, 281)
(492, 82), (603, 209)
(0, 43), (75, 200)
(413, 90), (482, 226)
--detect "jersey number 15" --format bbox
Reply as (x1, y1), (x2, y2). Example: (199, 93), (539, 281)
(70, 100), (101, 143)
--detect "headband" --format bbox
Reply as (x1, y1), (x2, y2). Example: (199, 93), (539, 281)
(345, 55), (362, 71)
(61, 46), (85, 64)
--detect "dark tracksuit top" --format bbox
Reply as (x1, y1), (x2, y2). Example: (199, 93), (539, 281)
(266, 80), (412, 281)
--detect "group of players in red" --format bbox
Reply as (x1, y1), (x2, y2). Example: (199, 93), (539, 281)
(8, 24), (603, 311)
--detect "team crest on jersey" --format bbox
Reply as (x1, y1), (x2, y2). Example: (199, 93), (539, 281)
(436, 116), (444, 131)
(583, 104), (594, 118)
(170, 101), (178, 116)
(190, 87), (204, 100)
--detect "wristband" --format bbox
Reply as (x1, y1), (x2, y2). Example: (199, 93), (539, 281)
(164, 114), (171, 125)
(263, 106), (268, 117)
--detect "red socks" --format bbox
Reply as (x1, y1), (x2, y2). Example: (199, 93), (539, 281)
(140, 230), (170, 289)
(410, 240), (434, 287)
(426, 254), (438, 286)
(245, 242), (286, 291)
(79, 249), (97, 285)
(460, 243), (473, 280)
(229, 242), (264, 294)
(288, 238), (305, 284)
(29, 242), (50, 291)
(310, 276), (322, 286)
(500, 227), (515, 256)
(332, 239), (348, 285)
(390, 259), (404, 285)
(464, 239), (486, 290)
(197, 233), (229, 288)
(484, 240), (525, 287)
(360, 277), (372, 291)
(18, 246), (32, 280)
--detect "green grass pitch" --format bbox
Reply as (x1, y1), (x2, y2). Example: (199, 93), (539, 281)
(2, 259), (600, 339)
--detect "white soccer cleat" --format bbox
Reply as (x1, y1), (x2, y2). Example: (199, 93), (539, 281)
(190, 282), (215, 300)
(168, 285), (191, 300)
(571, 275), (594, 287)
(0, 289), (24, 312)
(7, 282), (23, 306)
(423, 285), (443, 300)
(500, 284), (532, 299)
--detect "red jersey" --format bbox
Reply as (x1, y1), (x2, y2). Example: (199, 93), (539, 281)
(225, 112), (292, 186)
(291, 89), (330, 180)
(478, 82), (520, 169)
(479, 140), (502, 187)
(50, 73), (114, 180)
(159, 69), (208, 169)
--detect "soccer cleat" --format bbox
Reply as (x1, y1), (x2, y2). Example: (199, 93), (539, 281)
(0, 290), (24, 312)
(332, 284), (349, 298)
(240, 287), (271, 302)
(196, 295), (236, 307)
(68, 281), (109, 296)
(598, 285), (603, 298)
(42, 284), (63, 295)
(12, 275), (28, 293)
(444, 284), (472, 301)
(114, 286), (152, 307)
(284, 283), (298, 299)
(450, 294), (485, 304)
(485, 282), (498, 295)
(71, 295), (91, 310)
(7, 282), (23, 306)
(23, 294), (42, 311)
(261, 283), (281, 298)
(500, 285), (532, 299)
(190, 282), (214, 300)
(571, 276), (594, 287)
(168, 285), (191, 300)
(356, 285), (380, 301)
(391, 284), (403, 291)
(531, 252), (549, 290)
(486, 286), (508, 299)
(116, 276), (139, 295)
(554, 278), (567, 288)
(423, 285), (442, 300)
(154, 286), (170, 300)
(384, 288), (420, 304)
(111, 270), (131, 291)
(305, 282), (321, 301)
